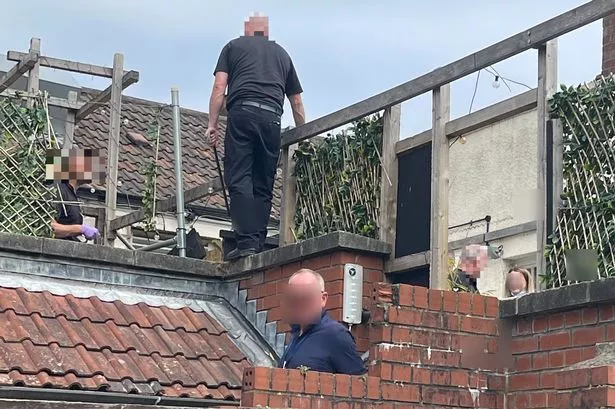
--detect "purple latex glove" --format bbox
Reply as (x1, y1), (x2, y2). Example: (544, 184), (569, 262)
(80, 224), (100, 240)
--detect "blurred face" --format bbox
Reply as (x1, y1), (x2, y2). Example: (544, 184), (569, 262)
(459, 246), (488, 278)
(244, 16), (269, 37)
(284, 273), (328, 326)
(506, 270), (528, 297)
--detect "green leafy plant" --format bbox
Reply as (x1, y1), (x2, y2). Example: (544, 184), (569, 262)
(542, 76), (615, 288)
(293, 114), (383, 240)
(140, 110), (162, 234)
(0, 93), (58, 237)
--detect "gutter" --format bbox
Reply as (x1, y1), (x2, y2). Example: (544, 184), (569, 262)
(0, 387), (240, 408)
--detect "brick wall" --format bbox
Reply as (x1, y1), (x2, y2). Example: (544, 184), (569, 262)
(509, 304), (615, 408)
(240, 283), (506, 408)
(238, 251), (384, 352)
(604, 13), (615, 75)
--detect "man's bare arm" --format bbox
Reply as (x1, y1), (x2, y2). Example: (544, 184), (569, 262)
(51, 221), (82, 238)
(208, 72), (229, 129)
(288, 93), (305, 127)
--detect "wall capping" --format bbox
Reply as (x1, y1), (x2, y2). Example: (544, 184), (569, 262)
(500, 276), (615, 318)
(0, 232), (224, 278)
(222, 231), (391, 277)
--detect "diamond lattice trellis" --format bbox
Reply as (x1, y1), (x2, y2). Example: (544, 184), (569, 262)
(544, 76), (615, 288)
(0, 92), (59, 237)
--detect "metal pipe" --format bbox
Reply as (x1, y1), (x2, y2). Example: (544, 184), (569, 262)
(137, 236), (177, 252)
(0, 386), (239, 407)
(115, 231), (135, 250)
(171, 87), (186, 257)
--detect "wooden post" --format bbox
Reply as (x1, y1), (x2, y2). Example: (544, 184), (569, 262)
(551, 118), (564, 228)
(26, 38), (40, 108)
(279, 143), (297, 246)
(378, 104), (401, 257)
(63, 91), (78, 148)
(429, 83), (451, 290)
(104, 53), (124, 246)
(536, 40), (558, 287)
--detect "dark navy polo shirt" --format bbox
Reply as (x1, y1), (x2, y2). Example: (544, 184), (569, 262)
(278, 311), (366, 375)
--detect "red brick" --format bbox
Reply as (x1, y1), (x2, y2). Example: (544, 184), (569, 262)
(533, 352), (549, 370)
(413, 329), (450, 349)
(328, 294), (343, 311)
(334, 402), (350, 409)
(268, 393), (289, 408)
(509, 373), (540, 391)
(565, 310), (581, 327)
(540, 331), (570, 351)
(267, 307), (284, 322)
(581, 346), (596, 360)
(422, 387), (458, 406)
(391, 364), (411, 382)
(533, 316), (548, 333)
(458, 292), (472, 314)
(243, 367), (271, 391)
(351, 376), (366, 398)
(540, 371), (556, 389)
(320, 372), (334, 396)
(460, 316), (495, 335)
(582, 307), (599, 325)
(335, 374), (351, 397)
(443, 291), (457, 313)
(304, 371), (319, 394)
(557, 368), (591, 389)
(428, 289), (443, 311)
(300, 254), (332, 270)
(421, 311), (441, 328)
(450, 369), (469, 387)
(290, 395), (312, 409)
(470, 294), (485, 316)
(288, 369), (304, 393)
(330, 252), (383, 271)
(325, 279), (344, 295)
(564, 348), (583, 366)
(367, 376), (381, 400)
(414, 286), (428, 309)
(441, 312), (460, 331)
(281, 261), (301, 278)
(548, 312), (565, 330)
(515, 319), (533, 335)
(424, 350), (460, 367)
(270, 368), (288, 391)
(550, 350), (565, 368)
(259, 295), (280, 310)
(391, 326), (411, 343)
(528, 391), (549, 408)
(431, 369), (450, 385)
(515, 355), (531, 371)
(488, 374), (505, 390)
(369, 324), (392, 343)
(485, 296), (499, 318)
(381, 383), (420, 402)
(240, 391), (268, 407)
(320, 265), (344, 282)
(599, 305), (615, 322)
(388, 307), (420, 326)
(608, 323), (615, 341)
(264, 267), (282, 282)
(469, 372), (488, 389)
(412, 367), (431, 384)
(573, 326), (605, 346)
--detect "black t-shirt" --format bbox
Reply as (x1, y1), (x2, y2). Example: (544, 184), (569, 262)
(55, 182), (83, 226)
(214, 36), (303, 113)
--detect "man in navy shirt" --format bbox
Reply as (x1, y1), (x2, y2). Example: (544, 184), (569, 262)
(279, 269), (366, 375)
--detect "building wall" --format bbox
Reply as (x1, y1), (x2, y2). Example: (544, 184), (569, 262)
(448, 109), (538, 297)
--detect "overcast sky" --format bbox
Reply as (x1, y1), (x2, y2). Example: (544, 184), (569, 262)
(0, 0), (603, 137)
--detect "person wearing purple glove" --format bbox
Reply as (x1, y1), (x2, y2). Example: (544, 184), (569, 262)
(49, 149), (100, 242)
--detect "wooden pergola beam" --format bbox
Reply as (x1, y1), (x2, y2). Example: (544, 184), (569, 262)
(0, 89), (85, 110)
(75, 70), (139, 121)
(280, 0), (615, 148)
(108, 180), (223, 232)
(7, 51), (131, 79)
(0, 51), (38, 93)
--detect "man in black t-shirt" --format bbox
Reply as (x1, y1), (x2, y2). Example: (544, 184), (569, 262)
(206, 14), (306, 261)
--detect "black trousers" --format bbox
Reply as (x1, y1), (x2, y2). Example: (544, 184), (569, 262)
(224, 104), (281, 250)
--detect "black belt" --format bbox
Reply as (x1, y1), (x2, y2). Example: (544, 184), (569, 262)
(240, 101), (281, 115)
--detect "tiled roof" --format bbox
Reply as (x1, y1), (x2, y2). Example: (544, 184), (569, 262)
(0, 286), (250, 400)
(73, 89), (282, 219)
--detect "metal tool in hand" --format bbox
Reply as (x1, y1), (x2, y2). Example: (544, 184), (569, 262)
(213, 145), (231, 218)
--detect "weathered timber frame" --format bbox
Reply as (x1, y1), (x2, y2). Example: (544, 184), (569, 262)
(271, 0), (611, 289)
(2, 38), (140, 245)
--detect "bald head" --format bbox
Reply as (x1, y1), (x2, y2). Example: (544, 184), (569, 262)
(244, 14), (269, 38)
(285, 269), (328, 326)
(288, 269), (325, 292)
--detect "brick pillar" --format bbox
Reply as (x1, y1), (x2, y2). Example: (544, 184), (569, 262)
(603, 13), (615, 75)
